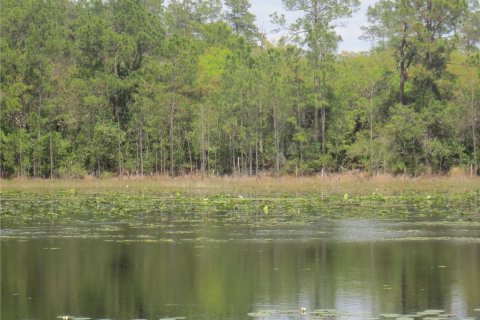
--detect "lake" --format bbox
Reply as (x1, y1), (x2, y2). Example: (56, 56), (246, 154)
(1, 214), (479, 320)
(0, 189), (480, 320)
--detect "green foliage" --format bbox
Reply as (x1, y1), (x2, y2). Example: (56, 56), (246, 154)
(196, 47), (231, 92)
(224, 0), (259, 40)
(0, 0), (478, 177)
(2, 189), (478, 225)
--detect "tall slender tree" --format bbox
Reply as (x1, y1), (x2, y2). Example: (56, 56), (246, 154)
(273, 0), (360, 162)
(364, 0), (468, 104)
(224, 0), (259, 40)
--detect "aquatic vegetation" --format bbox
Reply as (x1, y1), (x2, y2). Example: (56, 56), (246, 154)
(0, 189), (478, 226)
(247, 308), (477, 319)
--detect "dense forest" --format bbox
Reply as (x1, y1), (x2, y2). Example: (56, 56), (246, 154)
(1, 0), (479, 178)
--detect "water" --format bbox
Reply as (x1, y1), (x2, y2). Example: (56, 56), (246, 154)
(1, 219), (479, 320)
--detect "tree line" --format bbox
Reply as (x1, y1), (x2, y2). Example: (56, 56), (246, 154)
(1, 0), (479, 178)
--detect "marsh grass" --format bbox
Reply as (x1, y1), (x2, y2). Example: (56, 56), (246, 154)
(1, 174), (479, 196)
(1, 175), (478, 226)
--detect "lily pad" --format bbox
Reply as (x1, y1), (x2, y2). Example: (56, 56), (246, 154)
(381, 314), (401, 318)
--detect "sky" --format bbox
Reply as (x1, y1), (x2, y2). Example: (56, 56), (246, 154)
(249, 0), (378, 52)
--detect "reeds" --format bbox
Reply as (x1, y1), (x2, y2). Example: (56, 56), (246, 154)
(1, 174), (478, 195)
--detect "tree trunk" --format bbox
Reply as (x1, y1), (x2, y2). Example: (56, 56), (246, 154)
(36, 90), (43, 178)
(314, 107), (319, 143)
(33, 133), (40, 178)
(249, 143), (253, 176)
(18, 135), (23, 178)
(206, 129), (210, 174)
(200, 105), (206, 176)
(231, 135), (235, 175)
(472, 87), (478, 175)
(369, 86), (374, 172)
(300, 141), (303, 170)
(139, 130), (144, 176)
(135, 141), (139, 175)
(399, 23), (409, 105)
(169, 109), (175, 176)
(241, 152), (244, 176)
(161, 140), (166, 175)
(155, 147), (158, 174)
(169, 62), (177, 177)
(320, 66), (327, 156)
(117, 121), (122, 176)
(97, 157), (101, 178)
(49, 132), (54, 179)
(255, 140), (259, 176)
(321, 106), (326, 155)
(187, 139), (193, 174)
(313, 49), (320, 143)
(272, 97), (280, 178)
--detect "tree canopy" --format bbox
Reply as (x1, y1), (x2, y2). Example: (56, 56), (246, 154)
(1, 0), (479, 178)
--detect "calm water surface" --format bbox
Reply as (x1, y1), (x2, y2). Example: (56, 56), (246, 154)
(1, 218), (479, 320)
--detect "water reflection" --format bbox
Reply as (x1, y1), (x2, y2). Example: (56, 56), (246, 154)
(1, 220), (479, 320)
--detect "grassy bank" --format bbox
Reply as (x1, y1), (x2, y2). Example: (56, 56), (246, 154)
(1, 174), (479, 196)
(1, 175), (479, 226)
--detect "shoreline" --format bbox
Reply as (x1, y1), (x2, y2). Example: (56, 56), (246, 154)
(1, 174), (479, 196)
